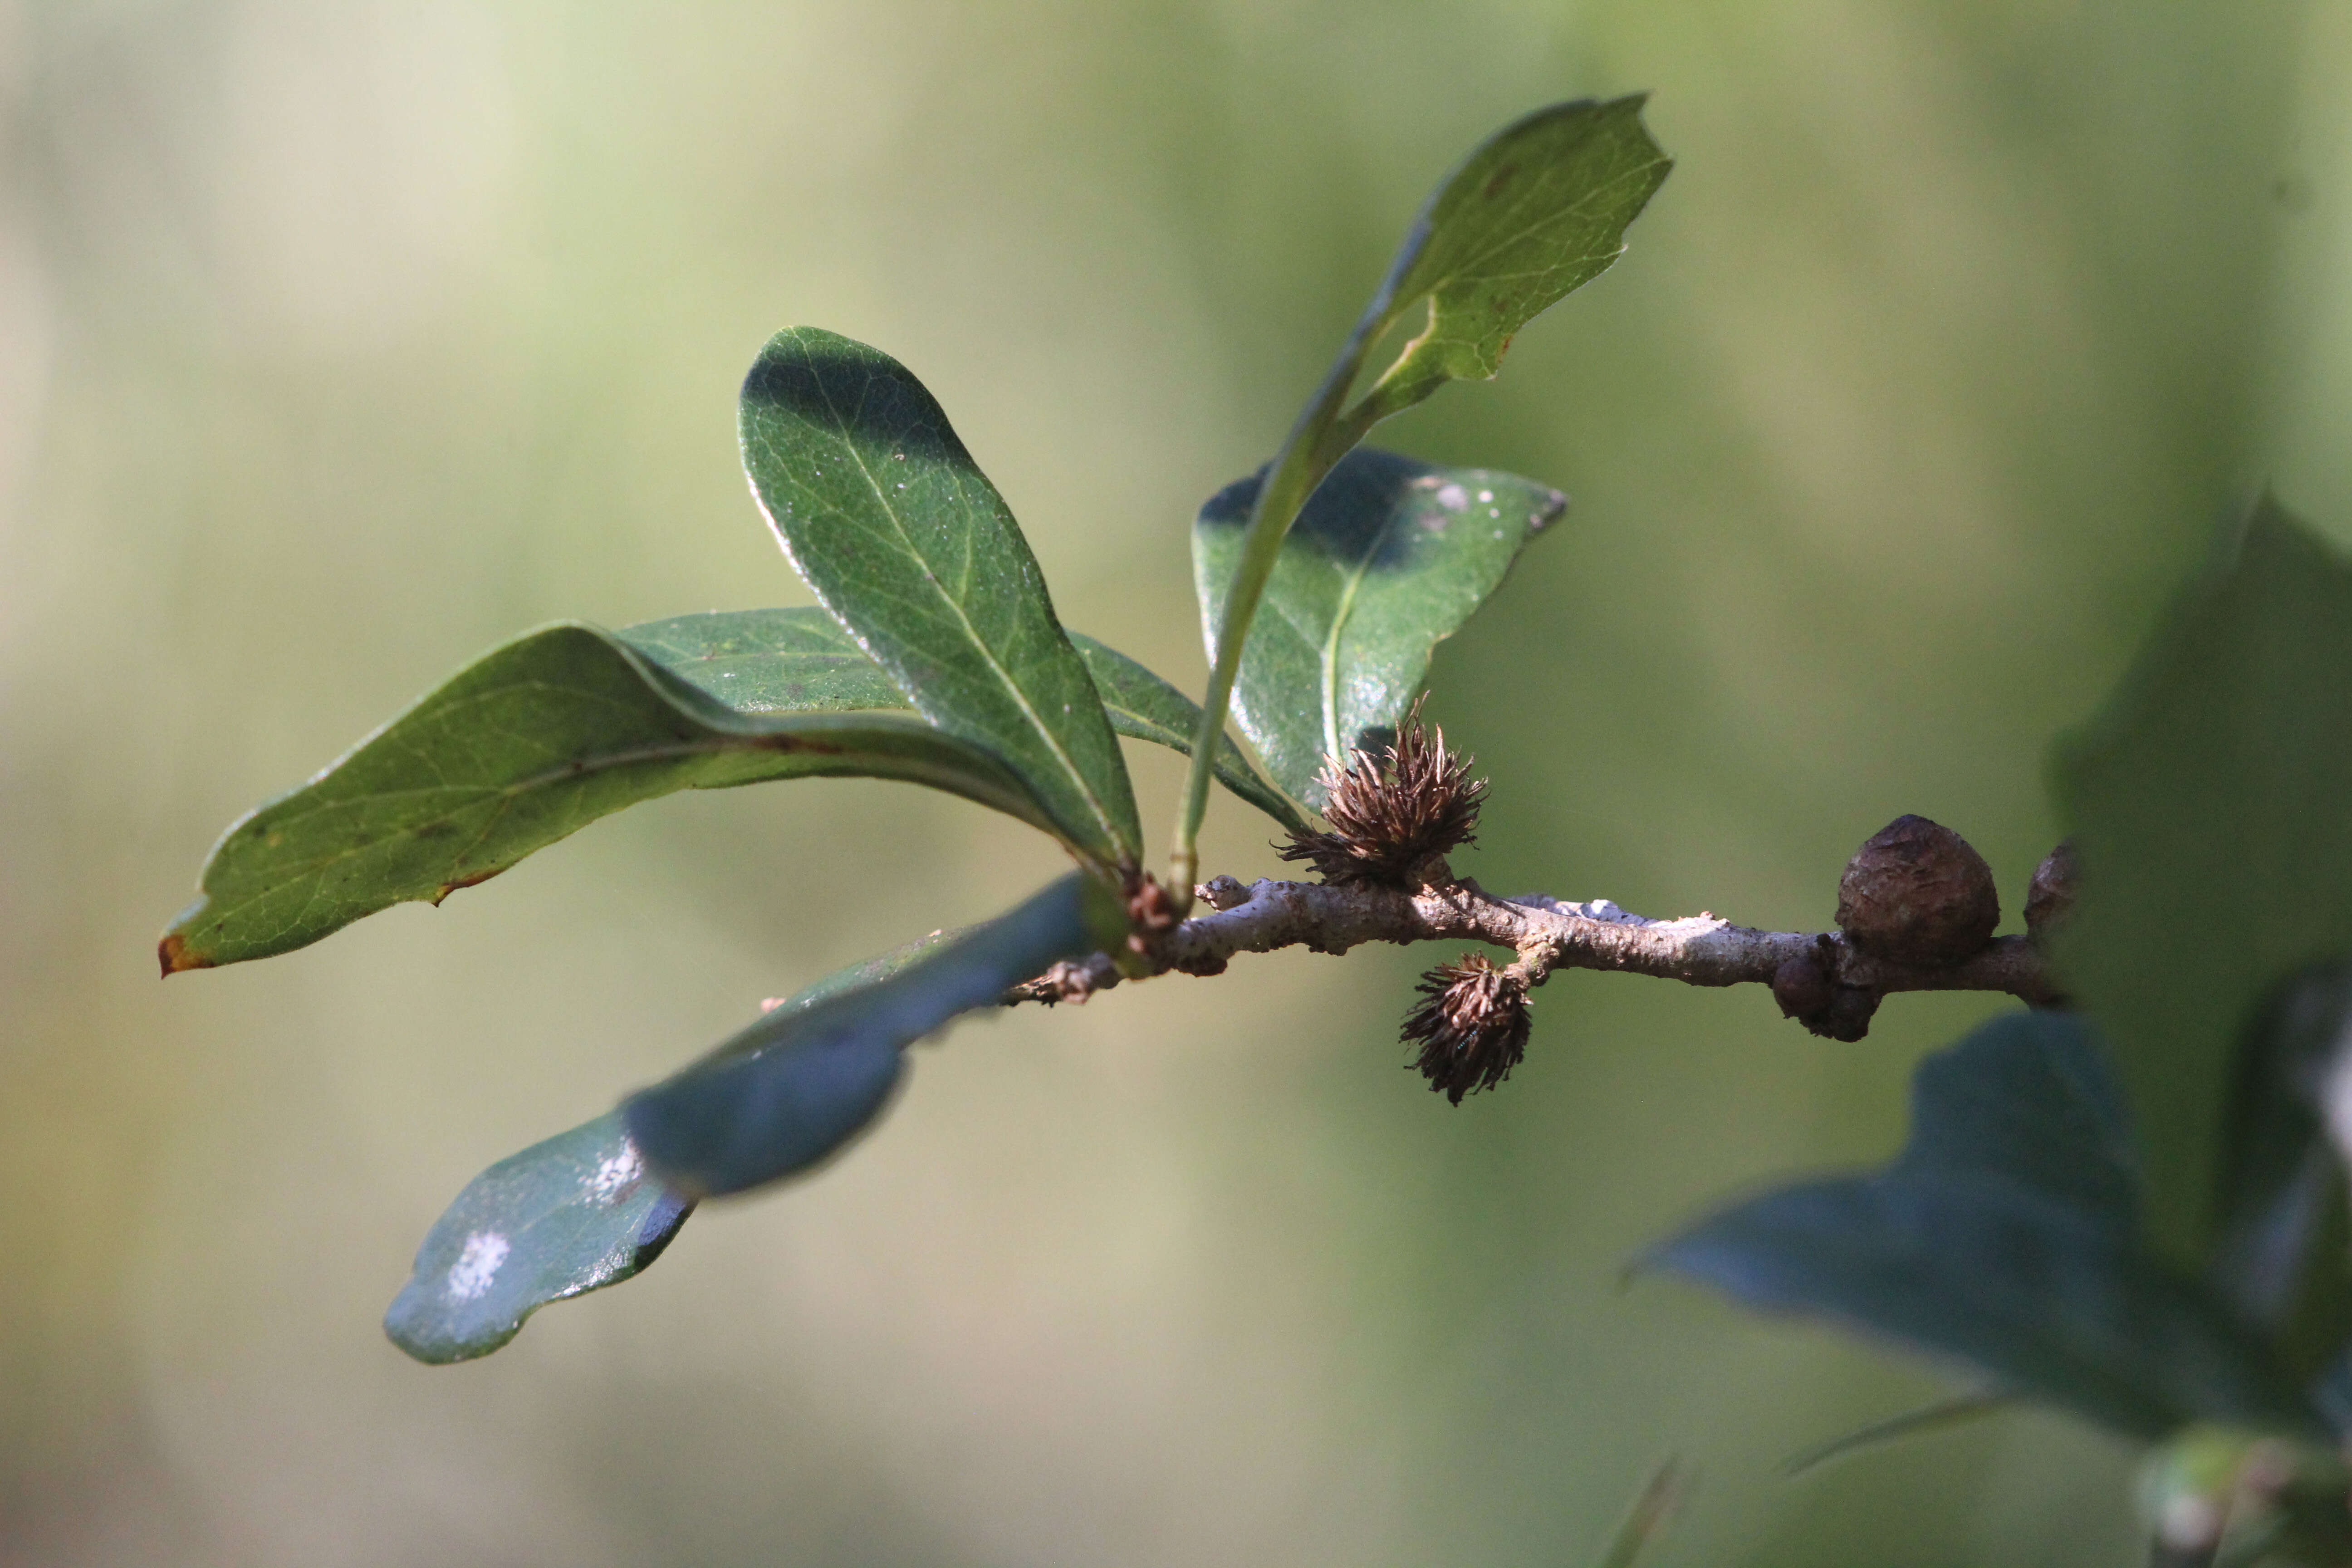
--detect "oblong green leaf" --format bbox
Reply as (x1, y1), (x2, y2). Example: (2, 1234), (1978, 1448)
(384, 1111), (693, 1364)
(381, 926), (975, 1365)
(625, 873), (1106, 1198)
(1645, 1012), (2320, 1441)
(740, 328), (1142, 868)
(1170, 96), (1667, 890)
(616, 607), (1307, 833)
(1348, 95), (1672, 431)
(2053, 500), (2352, 1262)
(1195, 447), (1565, 806)
(160, 623), (1068, 971)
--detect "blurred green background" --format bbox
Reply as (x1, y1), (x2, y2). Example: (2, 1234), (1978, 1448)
(6, 1), (2352, 1563)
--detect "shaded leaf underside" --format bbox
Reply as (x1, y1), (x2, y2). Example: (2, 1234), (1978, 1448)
(383, 924), (981, 1363)
(1647, 1011), (2318, 1441)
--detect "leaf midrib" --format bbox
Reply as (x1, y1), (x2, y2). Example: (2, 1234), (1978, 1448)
(1316, 503), (1416, 764)
(801, 352), (1125, 857)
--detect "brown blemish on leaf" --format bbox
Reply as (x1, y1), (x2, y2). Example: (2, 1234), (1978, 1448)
(157, 932), (212, 978)
(1481, 162), (1518, 200)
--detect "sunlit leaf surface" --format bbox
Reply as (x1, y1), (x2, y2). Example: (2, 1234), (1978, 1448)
(1347, 95), (1671, 430)
(160, 624), (1064, 970)
(623, 607), (1305, 832)
(1195, 448), (1563, 806)
(740, 328), (1141, 867)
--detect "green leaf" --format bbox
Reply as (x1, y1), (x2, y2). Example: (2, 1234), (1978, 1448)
(1342, 94), (1674, 436)
(616, 607), (1308, 833)
(1169, 97), (1667, 893)
(160, 623), (1071, 971)
(1066, 634), (1313, 835)
(2052, 501), (2352, 1261)
(1646, 1012), (2319, 1441)
(618, 607), (906, 713)
(740, 328), (1141, 869)
(1194, 447), (1564, 806)
(381, 926), (975, 1365)
(1585, 1460), (1687, 1568)
(2209, 962), (2352, 1336)
(626, 873), (1111, 1198)
(383, 1112), (692, 1364)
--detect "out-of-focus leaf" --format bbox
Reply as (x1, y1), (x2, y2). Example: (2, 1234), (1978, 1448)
(384, 1112), (692, 1365)
(1342, 95), (1672, 436)
(2052, 500), (2352, 1261)
(617, 608), (1306, 833)
(1646, 1012), (2320, 1441)
(1066, 635), (1312, 834)
(625, 873), (1113, 1198)
(381, 928), (972, 1365)
(1584, 1460), (1688, 1568)
(739, 328), (1141, 868)
(1780, 1392), (2014, 1476)
(2209, 963), (2352, 1335)
(619, 607), (906, 712)
(1193, 448), (1564, 806)
(160, 625), (1070, 971)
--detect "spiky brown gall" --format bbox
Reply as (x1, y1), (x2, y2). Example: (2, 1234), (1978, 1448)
(1834, 815), (1999, 966)
(1278, 698), (1486, 888)
(2024, 840), (2078, 946)
(1401, 953), (1530, 1104)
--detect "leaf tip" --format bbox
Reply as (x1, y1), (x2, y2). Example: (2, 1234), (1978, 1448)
(157, 931), (210, 978)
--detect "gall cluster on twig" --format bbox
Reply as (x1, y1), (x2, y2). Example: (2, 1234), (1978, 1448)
(1278, 698), (1487, 889)
(1401, 953), (1531, 1104)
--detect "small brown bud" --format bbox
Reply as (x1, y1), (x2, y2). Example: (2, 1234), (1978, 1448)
(1278, 696), (1486, 889)
(1772, 955), (1833, 1020)
(1401, 954), (1530, 1104)
(2024, 840), (2078, 945)
(1835, 815), (1999, 966)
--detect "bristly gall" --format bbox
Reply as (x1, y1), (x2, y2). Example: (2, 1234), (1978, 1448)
(2024, 840), (2078, 945)
(1834, 814), (1999, 966)
(1402, 953), (1530, 1104)
(1278, 696), (1486, 888)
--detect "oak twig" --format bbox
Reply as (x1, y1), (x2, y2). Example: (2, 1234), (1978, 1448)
(1006, 870), (2062, 1012)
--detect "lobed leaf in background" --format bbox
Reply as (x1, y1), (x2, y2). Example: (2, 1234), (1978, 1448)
(1194, 448), (1565, 809)
(624, 872), (1115, 1199)
(382, 926), (976, 1364)
(158, 625), (1075, 970)
(2052, 500), (2352, 1264)
(1646, 1011), (2322, 1442)
(1174, 95), (1668, 884)
(740, 327), (1142, 872)
(632, 607), (1307, 833)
